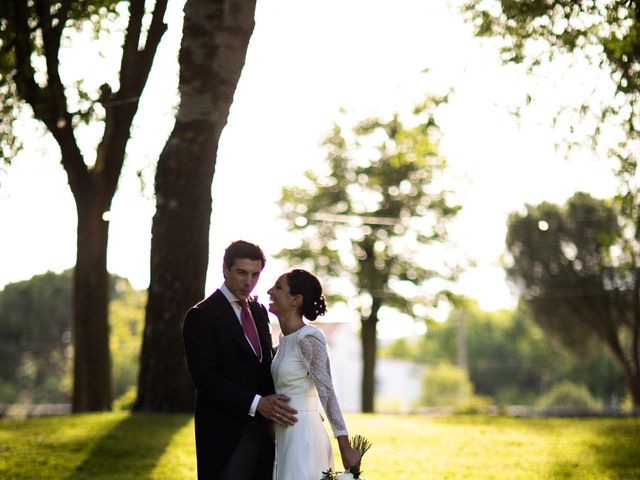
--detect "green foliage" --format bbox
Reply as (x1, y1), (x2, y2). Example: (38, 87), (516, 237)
(0, 271), (73, 403)
(2, 413), (640, 479)
(453, 395), (494, 415)
(461, 0), (640, 126)
(418, 362), (473, 407)
(0, 271), (144, 404)
(537, 381), (603, 410)
(506, 193), (619, 351)
(564, 344), (627, 405)
(462, 0), (640, 210)
(380, 336), (415, 359)
(0, 0), (121, 163)
(462, 0), (639, 86)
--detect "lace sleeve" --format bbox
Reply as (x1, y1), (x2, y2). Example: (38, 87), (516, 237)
(299, 329), (348, 437)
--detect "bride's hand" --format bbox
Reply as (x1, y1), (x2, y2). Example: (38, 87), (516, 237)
(337, 436), (361, 470)
(341, 446), (361, 471)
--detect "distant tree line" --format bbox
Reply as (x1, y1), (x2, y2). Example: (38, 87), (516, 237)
(384, 300), (627, 407)
(0, 270), (144, 406)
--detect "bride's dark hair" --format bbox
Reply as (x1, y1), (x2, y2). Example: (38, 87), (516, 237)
(286, 269), (327, 321)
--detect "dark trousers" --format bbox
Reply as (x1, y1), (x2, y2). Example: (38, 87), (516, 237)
(218, 420), (274, 480)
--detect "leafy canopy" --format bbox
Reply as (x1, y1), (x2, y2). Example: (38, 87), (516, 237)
(0, 0), (133, 163)
(462, 0), (639, 173)
(276, 96), (461, 319)
(505, 192), (622, 353)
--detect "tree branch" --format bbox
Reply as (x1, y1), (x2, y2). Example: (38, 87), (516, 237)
(11, 1), (41, 106)
(135, 0), (169, 92)
(118, 0), (145, 94)
(31, 0), (88, 196)
(99, 0), (168, 188)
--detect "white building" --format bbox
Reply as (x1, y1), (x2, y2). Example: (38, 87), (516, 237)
(270, 320), (424, 413)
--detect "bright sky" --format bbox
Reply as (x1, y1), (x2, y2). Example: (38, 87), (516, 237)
(0, 0), (619, 337)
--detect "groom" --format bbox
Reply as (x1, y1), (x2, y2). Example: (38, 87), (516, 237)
(183, 240), (297, 479)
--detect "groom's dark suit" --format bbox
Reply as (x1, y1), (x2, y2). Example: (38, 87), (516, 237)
(183, 289), (276, 479)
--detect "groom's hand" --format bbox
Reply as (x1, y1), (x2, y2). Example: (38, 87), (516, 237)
(257, 394), (298, 427)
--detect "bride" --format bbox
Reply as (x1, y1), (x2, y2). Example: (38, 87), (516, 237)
(267, 269), (361, 479)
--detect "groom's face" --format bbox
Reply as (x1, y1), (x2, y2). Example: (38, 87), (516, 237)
(223, 257), (263, 301)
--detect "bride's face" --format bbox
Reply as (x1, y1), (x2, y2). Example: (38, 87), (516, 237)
(267, 274), (297, 316)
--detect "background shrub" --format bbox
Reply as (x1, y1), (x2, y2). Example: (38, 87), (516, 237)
(419, 363), (473, 407)
(536, 381), (602, 410)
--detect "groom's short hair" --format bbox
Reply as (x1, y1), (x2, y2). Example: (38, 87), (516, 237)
(224, 240), (266, 269)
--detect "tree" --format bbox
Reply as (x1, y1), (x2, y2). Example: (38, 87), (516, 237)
(0, 270), (145, 405)
(505, 192), (640, 407)
(1, 1), (169, 411)
(0, 271), (72, 403)
(134, 0), (257, 411)
(276, 98), (461, 412)
(461, 0), (639, 157)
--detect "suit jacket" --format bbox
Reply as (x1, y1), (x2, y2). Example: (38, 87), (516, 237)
(183, 289), (275, 478)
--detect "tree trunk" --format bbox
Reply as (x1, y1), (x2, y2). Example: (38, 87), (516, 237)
(134, 0), (257, 411)
(361, 300), (381, 413)
(632, 267), (640, 410)
(630, 372), (640, 411)
(72, 193), (112, 412)
(134, 120), (216, 411)
(602, 330), (640, 410)
(457, 311), (468, 372)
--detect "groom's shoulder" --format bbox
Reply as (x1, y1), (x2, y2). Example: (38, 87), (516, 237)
(186, 290), (224, 319)
(194, 289), (224, 308)
(183, 290), (225, 330)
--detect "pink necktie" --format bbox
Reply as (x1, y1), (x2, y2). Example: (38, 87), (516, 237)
(239, 300), (262, 359)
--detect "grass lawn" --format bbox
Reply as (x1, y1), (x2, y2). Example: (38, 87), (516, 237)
(0, 412), (639, 479)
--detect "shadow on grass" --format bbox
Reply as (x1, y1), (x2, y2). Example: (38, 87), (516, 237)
(546, 460), (586, 480)
(66, 413), (192, 480)
(589, 419), (640, 479)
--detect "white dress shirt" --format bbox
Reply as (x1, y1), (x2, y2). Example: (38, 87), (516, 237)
(220, 283), (262, 417)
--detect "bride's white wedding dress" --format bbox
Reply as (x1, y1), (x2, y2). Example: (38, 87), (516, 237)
(271, 325), (348, 480)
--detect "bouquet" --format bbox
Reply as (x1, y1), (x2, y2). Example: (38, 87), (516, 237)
(321, 434), (373, 480)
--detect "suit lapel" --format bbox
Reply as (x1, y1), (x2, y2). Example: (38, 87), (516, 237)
(205, 290), (256, 359)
